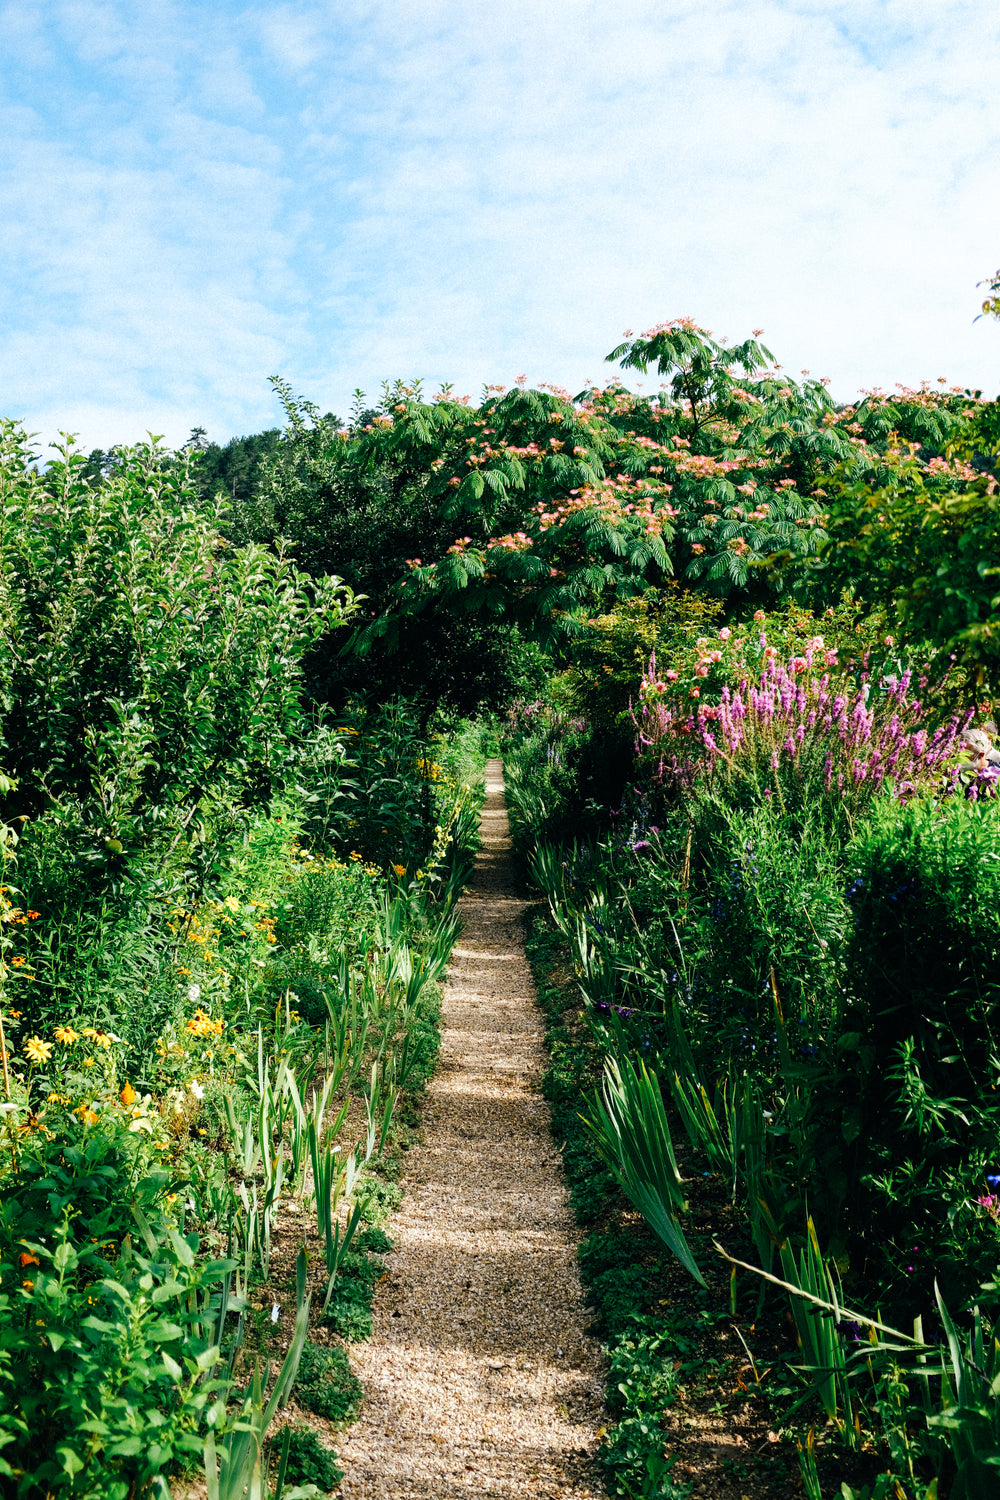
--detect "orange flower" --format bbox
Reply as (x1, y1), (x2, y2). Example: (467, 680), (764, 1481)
(120, 1082), (136, 1107)
(18, 1251), (39, 1269)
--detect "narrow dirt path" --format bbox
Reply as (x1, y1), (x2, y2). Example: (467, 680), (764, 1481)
(338, 760), (606, 1498)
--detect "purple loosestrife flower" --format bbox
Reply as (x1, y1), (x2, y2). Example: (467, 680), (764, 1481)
(633, 643), (974, 817)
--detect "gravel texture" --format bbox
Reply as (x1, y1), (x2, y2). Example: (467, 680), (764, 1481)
(337, 760), (606, 1497)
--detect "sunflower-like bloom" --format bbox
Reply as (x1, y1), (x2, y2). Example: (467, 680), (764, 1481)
(24, 1036), (53, 1064)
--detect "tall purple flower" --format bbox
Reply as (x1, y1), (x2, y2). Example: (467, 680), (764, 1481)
(633, 644), (973, 817)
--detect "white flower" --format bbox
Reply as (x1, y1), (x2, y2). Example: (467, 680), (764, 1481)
(271, 1302), (280, 1323)
(189, 1079), (205, 1100)
(187, 984), (201, 1004)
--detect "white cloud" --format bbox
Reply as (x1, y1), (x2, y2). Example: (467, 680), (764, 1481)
(2, 0), (999, 451)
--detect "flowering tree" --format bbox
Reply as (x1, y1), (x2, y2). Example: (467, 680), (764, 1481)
(229, 322), (1000, 705)
(240, 324), (857, 704)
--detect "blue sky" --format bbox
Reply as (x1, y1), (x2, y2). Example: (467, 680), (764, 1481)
(2, 0), (999, 452)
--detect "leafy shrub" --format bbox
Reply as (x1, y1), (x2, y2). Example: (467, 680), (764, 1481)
(272, 1423), (344, 1493)
(596, 1415), (690, 1499)
(846, 795), (1000, 1067)
(0, 1209), (236, 1499)
(321, 1247), (385, 1342)
(356, 1226), (394, 1254)
(323, 1276), (374, 1342)
(295, 1341), (363, 1426)
(358, 1176), (402, 1227)
(0, 423), (352, 896)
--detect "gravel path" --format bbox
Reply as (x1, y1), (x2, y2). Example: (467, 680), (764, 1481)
(337, 760), (606, 1498)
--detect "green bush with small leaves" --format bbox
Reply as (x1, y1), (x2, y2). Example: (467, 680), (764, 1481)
(295, 1341), (363, 1427)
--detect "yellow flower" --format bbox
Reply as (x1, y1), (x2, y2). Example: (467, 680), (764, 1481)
(24, 1037), (53, 1064)
(79, 1027), (112, 1049)
(120, 1082), (136, 1107)
(53, 1027), (80, 1046)
(186, 1008), (224, 1038)
(46, 1092), (71, 1105)
(82, 1057), (94, 1068)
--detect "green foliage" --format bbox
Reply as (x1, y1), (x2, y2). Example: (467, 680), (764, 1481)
(188, 427), (287, 509)
(596, 1416), (690, 1499)
(816, 395), (1000, 689)
(581, 1053), (704, 1285)
(564, 586), (723, 740)
(847, 795), (1000, 1076)
(0, 1210), (236, 1499)
(294, 1340), (363, 1426)
(357, 1175), (403, 1228)
(322, 1262), (376, 1342)
(0, 421), (354, 899)
(271, 1424), (343, 1494)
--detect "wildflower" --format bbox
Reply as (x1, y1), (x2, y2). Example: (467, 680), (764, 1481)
(79, 1027), (113, 1050)
(188, 983), (201, 1004)
(18, 1251), (39, 1268)
(53, 1026), (80, 1046)
(23, 1037), (53, 1064)
(753, 609), (766, 621)
(186, 1009), (224, 1038)
(189, 1079), (205, 1100)
(120, 1082), (136, 1107)
(719, 627), (731, 639)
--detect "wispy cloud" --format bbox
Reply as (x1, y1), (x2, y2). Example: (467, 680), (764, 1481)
(2, 0), (999, 450)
